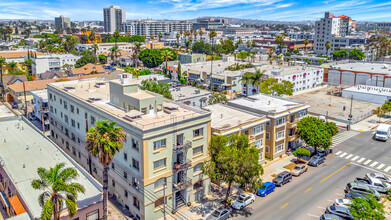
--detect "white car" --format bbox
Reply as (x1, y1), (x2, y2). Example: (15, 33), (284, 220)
(231, 193), (255, 210)
(334, 198), (352, 209)
(367, 173), (391, 187)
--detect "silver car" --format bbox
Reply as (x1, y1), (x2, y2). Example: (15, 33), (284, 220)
(291, 164), (308, 176)
(206, 207), (232, 220)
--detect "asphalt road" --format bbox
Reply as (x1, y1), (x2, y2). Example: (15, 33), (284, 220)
(232, 130), (391, 220)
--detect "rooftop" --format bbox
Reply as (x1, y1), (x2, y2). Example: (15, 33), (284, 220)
(203, 104), (267, 131)
(171, 86), (211, 101)
(343, 85), (391, 96)
(0, 104), (16, 118)
(0, 51), (45, 59)
(228, 93), (308, 114)
(256, 62), (321, 76)
(48, 78), (210, 131)
(183, 60), (238, 74)
(30, 89), (48, 100)
(331, 62), (391, 75)
(0, 117), (102, 219)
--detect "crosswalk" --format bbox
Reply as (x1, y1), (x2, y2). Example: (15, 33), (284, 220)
(330, 130), (359, 148)
(335, 150), (391, 174)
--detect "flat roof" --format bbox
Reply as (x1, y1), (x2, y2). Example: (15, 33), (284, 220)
(30, 89), (48, 99)
(256, 62), (320, 76)
(0, 104), (16, 119)
(0, 117), (102, 219)
(228, 93), (308, 114)
(332, 62), (391, 75)
(171, 86), (211, 101)
(203, 104), (266, 131)
(183, 61), (238, 74)
(343, 85), (391, 96)
(48, 79), (210, 131)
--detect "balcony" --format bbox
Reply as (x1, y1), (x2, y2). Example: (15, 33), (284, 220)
(173, 177), (192, 191)
(173, 158), (192, 171)
(173, 140), (192, 152)
(287, 135), (296, 142)
(287, 120), (297, 129)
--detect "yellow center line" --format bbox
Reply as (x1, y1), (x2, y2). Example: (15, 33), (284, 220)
(320, 161), (352, 183)
(304, 188), (312, 193)
(280, 203), (288, 209)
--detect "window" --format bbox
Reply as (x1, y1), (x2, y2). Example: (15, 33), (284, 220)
(64, 101), (67, 110)
(153, 158), (166, 170)
(153, 139), (166, 151)
(86, 210), (99, 220)
(71, 119), (75, 127)
(276, 117), (286, 126)
(111, 163), (115, 170)
(266, 121), (270, 126)
(124, 190), (128, 198)
(60, 98), (62, 104)
(50, 106), (53, 113)
(123, 172), (127, 179)
(90, 116), (96, 124)
(254, 139), (263, 148)
(276, 131), (285, 140)
(124, 153), (128, 161)
(132, 138), (139, 151)
(133, 196), (140, 210)
(265, 145), (270, 153)
(112, 179), (115, 187)
(298, 110), (307, 118)
(193, 128), (203, 138)
(71, 133), (76, 142)
(266, 132), (270, 139)
(85, 112), (88, 119)
(76, 108), (79, 114)
(275, 143), (284, 153)
(193, 145), (203, 155)
(154, 177), (165, 189)
(253, 124), (264, 135)
(193, 163), (202, 173)
(64, 115), (68, 123)
(132, 159), (140, 171)
(70, 105), (74, 113)
(77, 122), (80, 129)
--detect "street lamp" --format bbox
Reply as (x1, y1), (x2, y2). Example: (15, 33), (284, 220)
(162, 179), (178, 220)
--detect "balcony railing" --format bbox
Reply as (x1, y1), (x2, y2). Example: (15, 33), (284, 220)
(173, 158), (192, 171)
(173, 177), (192, 191)
(173, 140), (192, 152)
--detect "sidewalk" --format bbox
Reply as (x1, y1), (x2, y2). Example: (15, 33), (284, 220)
(327, 114), (391, 132)
(172, 155), (295, 220)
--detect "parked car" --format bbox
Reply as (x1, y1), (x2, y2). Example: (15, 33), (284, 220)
(317, 148), (332, 157)
(272, 171), (292, 187)
(320, 214), (345, 220)
(354, 177), (390, 193)
(305, 146), (315, 156)
(206, 207), (232, 220)
(325, 205), (354, 220)
(291, 164), (308, 176)
(346, 182), (381, 200)
(231, 193), (255, 210)
(257, 182), (275, 197)
(307, 155), (325, 167)
(334, 198), (353, 209)
(366, 172), (391, 186)
(345, 192), (367, 200)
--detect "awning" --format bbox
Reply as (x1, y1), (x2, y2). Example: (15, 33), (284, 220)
(183, 101), (191, 105)
(9, 195), (26, 215)
(200, 97), (207, 101)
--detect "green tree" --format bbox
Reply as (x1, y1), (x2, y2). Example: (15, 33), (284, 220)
(372, 106), (386, 123)
(75, 54), (97, 68)
(220, 39), (235, 54)
(138, 49), (163, 68)
(202, 134), (263, 201)
(208, 92), (228, 105)
(382, 101), (391, 116)
(86, 120), (126, 220)
(259, 78), (294, 96)
(303, 38), (309, 52)
(161, 49), (174, 78)
(293, 148), (311, 161)
(349, 197), (385, 220)
(236, 51), (248, 60)
(0, 57), (5, 99)
(192, 41), (212, 54)
(325, 41), (331, 57)
(6, 61), (18, 74)
(22, 58), (35, 75)
(296, 116), (338, 154)
(109, 46), (120, 65)
(332, 49), (348, 60)
(235, 38), (244, 49)
(349, 49), (365, 60)
(113, 30), (120, 46)
(140, 79), (172, 99)
(129, 35), (145, 43)
(98, 54), (107, 64)
(240, 72), (254, 97)
(139, 69), (151, 75)
(31, 163), (85, 220)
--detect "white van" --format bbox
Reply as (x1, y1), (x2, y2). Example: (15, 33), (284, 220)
(375, 124), (391, 141)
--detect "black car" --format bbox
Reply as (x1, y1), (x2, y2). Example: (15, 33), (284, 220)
(272, 171), (292, 186)
(325, 205), (354, 220)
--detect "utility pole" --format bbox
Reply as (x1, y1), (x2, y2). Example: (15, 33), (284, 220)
(163, 178), (166, 220)
(23, 82), (27, 117)
(347, 95), (353, 130)
(40, 97), (45, 134)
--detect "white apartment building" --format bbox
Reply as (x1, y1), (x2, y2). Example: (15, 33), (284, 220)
(30, 89), (50, 131)
(76, 42), (133, 54)
(314, 12), (356, 55)
(103, 5), (126, 33)
(32, 54), (80, 77)
(123, 19), (192, 36)
(47, 74), (211, 220)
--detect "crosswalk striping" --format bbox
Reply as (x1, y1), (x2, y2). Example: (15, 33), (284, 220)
(339, 152), (347, 158)
(351, 156), (359, 161)
(330, 131), (360, 148)
(336, 151), (342, 156)
(364, 160), (372, 165)
(357, 157), (365, 163)
(385, 166), (391, 172)
(345, 154), (353, 159)
(370, 161), (378, 167)
(378, 164), (385, 169)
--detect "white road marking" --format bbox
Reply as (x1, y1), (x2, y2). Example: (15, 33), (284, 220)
(351, 156), (359, 161)
(370, 161), (379, 167)
(357, 157), (365, 163)
(345, 154), (353, 159)
(339, 152), (347, 158)
(378, 164), (385, 169)
(307, 214), (320, 218)
(352, 162), (391, 177)
(327, 199), (334, 202)
(336, 151), (342, 156)
(384, 166), (391, 172)
(335, 193), (345, 196)
(364, 159), (372, 165)
(317, 206), (326, 209)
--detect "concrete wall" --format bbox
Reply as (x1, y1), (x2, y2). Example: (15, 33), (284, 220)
(342, 90), (390, 105)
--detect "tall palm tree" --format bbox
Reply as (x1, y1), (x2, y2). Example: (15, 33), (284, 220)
(132, 41), (141, 69)
(303, 38), (309, 52)
(22, 58), (35, 75)
(161, 49), (174, 79)
(109, 46), (119, 65)
(31, 163), (85, 220)
(199, 30), (204, 42)
(240, 72), (254, 97)
(6, 61), (17, 74)
(158, 32), (163, 41)
(91, 44), (98, 57)
(194, 31), (198, 42)
(252, 69), (266, 94)
(113, 30), (120, 47)
(86, 120), (126, 220)
(5, 26), (12, 42)
(209, 30), (217, 90)
(176, 33), (180, 45)
(0, 57), (5, 99)
(89, 29), (96, 43)
(325, 41), (331, 57)
(23, 28), (31, 38)
(275, 35), (284, 54)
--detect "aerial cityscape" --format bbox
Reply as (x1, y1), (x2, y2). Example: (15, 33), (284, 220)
(1, 1), (391, 220)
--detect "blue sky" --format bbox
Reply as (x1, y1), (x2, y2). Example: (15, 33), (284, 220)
(2, 0), (391, 21)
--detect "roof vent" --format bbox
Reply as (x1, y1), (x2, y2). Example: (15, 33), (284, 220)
(164, 103), (179, 114)
(88, 95), (102, 102)
(95, 80), (107, 88)
(123, 110), (143, 122)
(64, 84), (76, 92)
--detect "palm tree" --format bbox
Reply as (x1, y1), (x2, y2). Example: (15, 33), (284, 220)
(209, 30), (217, 90)
(161, 49), (174, 79)
(252, 69), (266, 94)
(158, 32), (163, 41)
(22, 58), (35, 75)
(176, 33), (180, 45)
(0, 57), (5, 99)
(89, 29), (96, 43)
(91, 44), (98, 57)
(194, 31), (198, 42)
(325, 41), (331, 57)
(6, 61), (17, 74)
(23, 28), (31, 38)
(113, 30), (120, 47)
(31, 163), (85, 220)
(275, 35), (284, 54)
(132, 41), (141, 69)
(240, 72), (254, 97)
(105, 33), (111, 43)
(5, 26), (12, 42)
(109, 46), (119, 65)
(199, 30), (204, 42)
(86, 120), (126, 220)
(303, 38), (309, 52)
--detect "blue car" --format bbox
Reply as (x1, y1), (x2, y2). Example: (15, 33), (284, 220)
(256, 182), (275, 197)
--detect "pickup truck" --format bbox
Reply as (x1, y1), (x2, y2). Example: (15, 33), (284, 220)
(354, 177), (390, 194)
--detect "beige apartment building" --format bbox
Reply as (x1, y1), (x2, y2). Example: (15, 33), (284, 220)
(203, 104), (269, 163)
(228, 94), (310, 159)
(47, 73), (211, 220)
